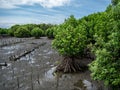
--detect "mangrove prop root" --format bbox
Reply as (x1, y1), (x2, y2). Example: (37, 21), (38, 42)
(56, 57), (87, 73)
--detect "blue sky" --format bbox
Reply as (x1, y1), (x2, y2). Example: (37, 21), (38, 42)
(0, 0), (111, 28)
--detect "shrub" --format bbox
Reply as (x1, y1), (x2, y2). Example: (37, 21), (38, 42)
(46, 27), (55, 39)
(52, 25), (87, 57)
(14, 27), (31, 38)
(9, 25), (20, 36)
(0, 28), (8, 35)
(31, 27), (43, 38)
(89, 48), (120, 86)
(52, 25), (87, 72)
(89, 2), (120, 86)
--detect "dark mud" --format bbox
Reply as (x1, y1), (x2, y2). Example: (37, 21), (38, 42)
(0, 37), (110, 90)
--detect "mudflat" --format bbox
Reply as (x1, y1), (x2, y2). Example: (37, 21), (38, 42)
(0, 37), (107, 90)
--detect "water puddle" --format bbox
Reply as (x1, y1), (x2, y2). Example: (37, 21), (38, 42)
(45, 67), (56, 80)
(38, 53), (42, 56)
(46, 51), (53, 55)
(46, 62), (50, 65)
(43, 50), (54, 54)
(29, 59), (35, 64)
(44, 55), (50, 59)
(2, 45), (21, 55)
(5, 51), (14, 54)
(83, 80), (92, 90)
(74, 79), (92, 90)
(43, 50), (48, 53)
(20, 54), (35, 64)
(3, 74), (13, 81)
(35, 67), (56, 87)
(2, 45), (20, 50)
(0, 63), (11, 70)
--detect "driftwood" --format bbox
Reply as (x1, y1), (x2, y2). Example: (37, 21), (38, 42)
(0, 62), (7, 66)
(9, 42), (46, 61)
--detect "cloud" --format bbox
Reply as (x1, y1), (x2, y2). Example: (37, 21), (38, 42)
(0, 0), (71, 9)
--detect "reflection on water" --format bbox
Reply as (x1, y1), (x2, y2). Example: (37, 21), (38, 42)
(45, 67), (56, 79)
(20, 54), (35, 64)
(47, 51), (53, 55)
(74, 79), (86, 90)
(46, 62), (50, 65)
(5, 51), (14, 54)
(74, 79), (92, 90)
(83, 80), (92, 90)
(1, 63), (11, 69)
(2, 45), (21, 55)
(2, 45), (20, 50)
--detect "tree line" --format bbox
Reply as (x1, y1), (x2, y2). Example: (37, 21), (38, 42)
(0, 23), (56, 38)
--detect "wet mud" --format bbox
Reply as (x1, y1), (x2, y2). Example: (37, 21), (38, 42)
(0, 37), (110, 90)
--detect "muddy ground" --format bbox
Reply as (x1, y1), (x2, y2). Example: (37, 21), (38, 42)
(0, 37), (110, 90)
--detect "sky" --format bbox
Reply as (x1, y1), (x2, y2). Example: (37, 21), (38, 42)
(0, 0), (111, 28)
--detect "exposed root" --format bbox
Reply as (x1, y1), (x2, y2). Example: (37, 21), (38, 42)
(55, 57), (87, 73)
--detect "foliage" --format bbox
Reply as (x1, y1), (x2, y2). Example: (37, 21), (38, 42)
(64, 15), (78, 28)
(89, 48), (120, 86)
(9, 25), (20, 36)
(112, 0), (120, 5)
(0, 28), (8, 35)
(52, 24), (87, 73)
(90, 26), (120, 86)
(46, 27), (56, 39)
(7, 23), (55, 37)
(38, 23), (54, 31)
(106, 4), (112, 12)
(89, 2), (120, 86)
(14, 27), (31, 38)
(78, 11), (113, 45)
(8, 29), (14, 36)
(31, 27), (43, 38)
(23, 24), (36, 31)
(112, 2), (120, 20)
(52, 25), (87, 57)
